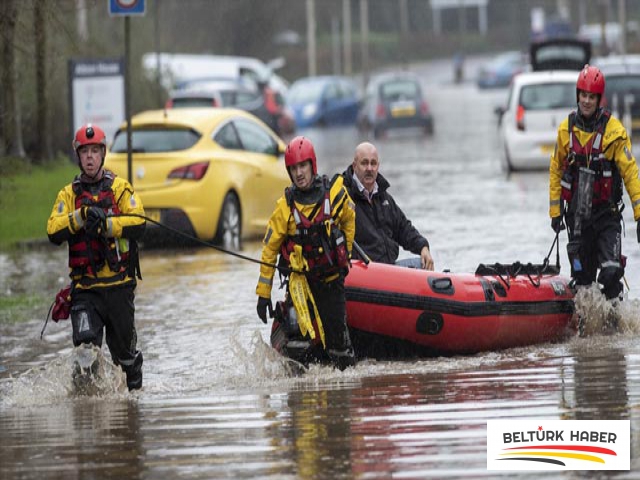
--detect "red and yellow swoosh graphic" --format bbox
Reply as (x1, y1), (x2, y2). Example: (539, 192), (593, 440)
(496, 445), (617, 466)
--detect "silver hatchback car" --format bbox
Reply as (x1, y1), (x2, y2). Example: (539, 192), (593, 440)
(495, 38), (591, 172)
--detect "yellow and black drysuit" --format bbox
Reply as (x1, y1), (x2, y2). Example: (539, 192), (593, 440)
(550, 108), (640, 299)
(256, 174), (356, 369)
(47, 170), (146, 390)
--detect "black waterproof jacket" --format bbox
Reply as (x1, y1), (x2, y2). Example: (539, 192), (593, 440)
(342, 165), (429, 264)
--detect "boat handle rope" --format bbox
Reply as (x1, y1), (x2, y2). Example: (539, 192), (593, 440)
(477, 230), (561, 291)
(485, 266), (511, 290)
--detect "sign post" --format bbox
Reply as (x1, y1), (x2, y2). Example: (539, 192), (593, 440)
(109, 0), (146, 184)
(68, 58), (125, 152)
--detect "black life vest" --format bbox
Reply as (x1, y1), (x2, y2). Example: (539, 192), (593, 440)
(561, 110), (622, 207)
(280, 175), (349, 279)
(68, 171), (129, 279)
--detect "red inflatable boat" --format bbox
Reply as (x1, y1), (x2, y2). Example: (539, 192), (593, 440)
(345, 260), (576, 358)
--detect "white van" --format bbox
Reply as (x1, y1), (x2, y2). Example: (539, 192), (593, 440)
(141, 52), (289, 94)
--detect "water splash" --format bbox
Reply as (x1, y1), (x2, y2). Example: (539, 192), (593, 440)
(229, 330), (305, 379)
(574, 284), (640, 336)
(1, 345), (128, 407)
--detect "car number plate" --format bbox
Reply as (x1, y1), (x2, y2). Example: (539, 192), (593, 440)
(391, 102), (416, 117)
(540, 144), (555, 155)
(145, 209), (161, 223)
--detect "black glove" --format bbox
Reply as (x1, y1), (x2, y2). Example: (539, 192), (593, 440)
(637, 221), (640, 243)
(257, 297), (273, 324)
(85, 207), (107, 236)
(551, 216), (565, 234)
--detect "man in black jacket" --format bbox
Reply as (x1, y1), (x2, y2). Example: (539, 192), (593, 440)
(342, 142), (434, 269)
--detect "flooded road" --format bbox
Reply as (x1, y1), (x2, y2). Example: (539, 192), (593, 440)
(2, 57), (640, 479)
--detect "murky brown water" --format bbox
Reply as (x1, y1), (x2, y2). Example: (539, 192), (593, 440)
(2, 57), (640, 479)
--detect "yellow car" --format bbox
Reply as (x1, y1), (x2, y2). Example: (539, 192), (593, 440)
(105, 108), (290, 248)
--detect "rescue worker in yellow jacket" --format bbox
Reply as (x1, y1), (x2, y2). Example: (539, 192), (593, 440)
(256, 136), (357, 370)
(47, 124), (146, 390)
(549, 65), (640, 308)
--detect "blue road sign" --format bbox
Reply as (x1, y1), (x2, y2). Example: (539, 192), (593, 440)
(109, 0), (146, 16)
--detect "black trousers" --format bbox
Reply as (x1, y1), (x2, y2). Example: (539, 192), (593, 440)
(70, 284), (142, 386)
(566, 211), (624, 300)
(307, 277), (353, 352)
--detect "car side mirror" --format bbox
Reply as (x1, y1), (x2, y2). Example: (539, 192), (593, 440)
(494, 105), (506, 126)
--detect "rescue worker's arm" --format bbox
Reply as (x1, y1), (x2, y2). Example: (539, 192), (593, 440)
(549, 121), (569, 219)
(607, 124), (640, 221)
(336, 185), (356, 255)
(47, 185), (85, 245)
(328, 175), (355, 254)
(256, 197), (289, 298)
(106, 179), (146, 239)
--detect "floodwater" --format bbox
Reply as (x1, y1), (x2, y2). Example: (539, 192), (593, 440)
(2, 57), (640, 479)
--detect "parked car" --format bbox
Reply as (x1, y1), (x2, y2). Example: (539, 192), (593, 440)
(593, 55), (640, 140)
(166, 77), (252, 108)
(358, 71), (433, 138)
(496, 71), (578, 171)
(165, 77), (296, 137)
(476, 51), (527, 89)
(495, 39), (591, 172)
(105, 108), (290, 248)
(287, 76), (360, 128)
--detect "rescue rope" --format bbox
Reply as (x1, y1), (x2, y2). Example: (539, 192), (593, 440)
(117, 213), (297, 274)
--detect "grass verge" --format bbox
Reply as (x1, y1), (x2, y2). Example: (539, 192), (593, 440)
(0, 156), (78, 249)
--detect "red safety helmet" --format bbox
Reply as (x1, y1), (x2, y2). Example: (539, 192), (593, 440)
(73, 124), (107, 152)
(285, 136), (317, 176)
(576, 64), (605, 102)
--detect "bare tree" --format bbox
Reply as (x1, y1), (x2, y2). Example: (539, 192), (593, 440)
(34, 0), (52, 163)
(0, 0), (26, 160)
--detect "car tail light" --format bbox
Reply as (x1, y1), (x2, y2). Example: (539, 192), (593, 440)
(375, 103), (386, 118)
(420, 100), (429, 115)
(516, 104), (526, 131)
(263, 87), (281, 115)
(168, 161), (210, 180)
(164, 99), (174, 109)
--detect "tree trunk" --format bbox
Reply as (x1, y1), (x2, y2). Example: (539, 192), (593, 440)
(0, 0), (26, 159)
(34, 0), (52, 163)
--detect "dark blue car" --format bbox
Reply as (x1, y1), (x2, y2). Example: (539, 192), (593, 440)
(287, 76), (360, 128)
(476, 51), (527, 89)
